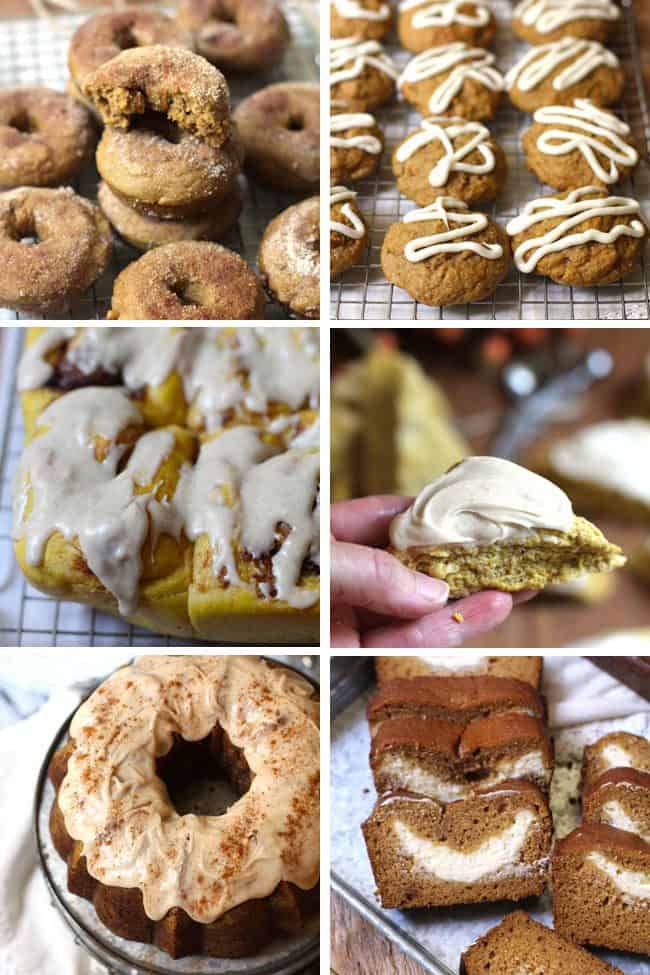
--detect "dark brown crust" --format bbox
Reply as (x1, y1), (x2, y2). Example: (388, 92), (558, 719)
(584, 766), (650, 799)
(554, 822), (650, 857)
(367, 676), (546, 724)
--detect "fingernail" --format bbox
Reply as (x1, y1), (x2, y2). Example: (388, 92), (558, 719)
(414, 573), (449, 605)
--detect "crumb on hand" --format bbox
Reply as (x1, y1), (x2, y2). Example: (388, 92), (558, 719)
(452, 611), (464, 623)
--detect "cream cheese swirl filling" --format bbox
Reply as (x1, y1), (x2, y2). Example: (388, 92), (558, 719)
(389, 456), (574, 549)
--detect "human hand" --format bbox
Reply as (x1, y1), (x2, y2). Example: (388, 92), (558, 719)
(331, 495), (534, 648)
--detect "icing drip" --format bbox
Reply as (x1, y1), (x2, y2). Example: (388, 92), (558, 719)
(332, 0), (391, 20)
(396, 116), (495, 187)
(400, 196), (504, 262)
(532, 99), (638, 184)
(399, 43), (504, 113)
(505, 38), (620, 93)
(331, 186), (366, 239)
(507, 186), (645, 273)
(400, 0), (492, 31)
(330, 112), (383, 154)
(515, 0), (620, 33)
(330, 37), (400, 85)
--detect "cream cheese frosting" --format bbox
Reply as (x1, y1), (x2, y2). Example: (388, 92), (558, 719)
(389, 456), (574, 549)
(587, 851), (650, 900)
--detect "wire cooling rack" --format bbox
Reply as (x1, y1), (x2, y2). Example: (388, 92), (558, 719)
(330, 0), (650, 320)
(0, 4), (318, 322)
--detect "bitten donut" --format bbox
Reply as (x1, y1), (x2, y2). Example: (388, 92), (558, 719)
(98, 181), (242, 250)
(176, 0), (290, 72)
(330, 0), (393, 42)
(108, 241), (265, 319)
(233, 83), (319, 194)
(399, 43), (505, 120)
(398, 0), (497, 55)
(0, 87), (96, 190)
(330, 186), (368, 279)
(0, 187), (112, 314)
(258, 197), (320, 319)
(330, 38), (399, 112)
(512, 0), (620, 46)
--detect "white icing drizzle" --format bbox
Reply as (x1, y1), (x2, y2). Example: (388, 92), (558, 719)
(330, 37), (400, 85)
(330, 112), (383, 154)
(332, 0), (391, 21)
(505, 37), (619, 93)
(532, 99), (638, 184)
(399, 196), (504, 262)
(400, 0), (491, 32)
(398, 43), (504, 114)
(396, 116), (495, 187)
(331, 186), (366, 239)
(515, 0), (620, 33)
(507, 186), (645, 274)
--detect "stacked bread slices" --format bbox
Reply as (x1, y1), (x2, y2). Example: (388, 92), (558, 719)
(362, 656), (553, 909)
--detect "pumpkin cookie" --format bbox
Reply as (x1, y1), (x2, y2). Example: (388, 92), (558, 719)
(330, 109), (384, 184)
(398, 0), (497, 55)
(522, 99), (639, 190)
(392, 116), (507, 206)
(398, 43), (504, 120)
(330, 37), (399, 111)
(258, 197), (320, 319)
(506, 38), (624, 112)
(331, 0), (393, 41)
(512, 0), (620, 46)
(331, 186), (368, 279)
(507, 186), (647, 286)
(381, 196), (510, 305)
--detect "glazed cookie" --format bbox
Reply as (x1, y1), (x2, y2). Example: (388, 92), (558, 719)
(522, 99), (639, 190)
(233, 83), (319, 194)
(506, 38), (625, 112)
(330, 0), (393, 41)
(108, 241), (265, 319)
(258, 197), (320, 319)
(392, 116), (507, 206)
(330, 109), (384, 184)
(512, 0), (620, 45)
(399, 43), (504, 121)
(83, 45), (232, 147)
(331, 186), (368, 279)
(381, 196), (510, 305)
(398, 0), (497, 55)
(98, 181), (242, 251)
(176, 0), (290, 72)
(330, 37), (399, 112)
(0, 87), (96, 190)
(0, 187), (112, 314)
(507, 186), (647, 286)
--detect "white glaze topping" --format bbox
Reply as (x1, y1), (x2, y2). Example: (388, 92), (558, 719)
(58, 655), (320, 923)
(398, 197), (504, 262)
(506, 186), (645, 274)
(505, 37), (619, 93)
(330, 37), (400, 85)
(330, 112), (383, 154)
(532, 100), (638, 184)
(417, 654), (489, 672)
(514, 0), (619, 33)
(331, 186), (366, 239)
(332, 0), (391, 21)
(398, 43), (504, 114)
(399, 0), (491, 31)
(390, 455), (573, 549)
(588, 851), (650, 900)
(395, 116), (495, 186)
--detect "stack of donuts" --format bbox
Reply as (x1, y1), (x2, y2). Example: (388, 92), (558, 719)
(328, 0), (648, 307)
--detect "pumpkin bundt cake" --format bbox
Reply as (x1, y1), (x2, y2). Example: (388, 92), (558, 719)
(48, 655), (320, 959)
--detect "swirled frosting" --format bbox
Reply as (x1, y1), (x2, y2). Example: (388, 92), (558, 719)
(389, 456), (574, 549)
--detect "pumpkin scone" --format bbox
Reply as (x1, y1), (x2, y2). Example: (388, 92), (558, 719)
(330, 109), (384, 185)
(507, 186), (647, 286)
(330, 186), (368, 279)
(392, 116), (507, 206)
(388, 456), (625, 598)
(258, 197), (320, 319)
(506, 38), (624, 112)
(330, 37), (399, 111)
(398, 43), (504, 121)
(330, 0), (393, 41)
(176, 0), (290, 72)
(522, 99), (639, 191)
(381, 196), (510, 306)
(398, 0), (497, 55)
(512, 0), (621, 46)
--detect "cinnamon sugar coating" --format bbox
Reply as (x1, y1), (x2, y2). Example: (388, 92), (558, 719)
(258, 196), (320, 319)
(177, 0), (290, 72)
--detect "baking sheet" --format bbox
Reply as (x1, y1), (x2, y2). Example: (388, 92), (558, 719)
(330, 660), (650, 974)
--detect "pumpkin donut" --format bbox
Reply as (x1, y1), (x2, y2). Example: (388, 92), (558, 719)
(0, 87), (96, 190)
(108, 241), (265, 319)
(177, 0), (290, 72)
(233, 83), (319, 194)
(0, 187), (112, 314)
(258, 197), (320, 319)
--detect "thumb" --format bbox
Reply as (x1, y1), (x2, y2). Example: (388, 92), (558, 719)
(331, 541), (449, 619)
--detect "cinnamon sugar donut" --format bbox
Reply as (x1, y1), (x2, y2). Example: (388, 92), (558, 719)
(0, 87), (96, 190)
(233, 83), (319, 194)
(0, 187), (112, 314)
(177, 0), (290, 72)
(258, 197), (320, 319)
(98, 180), (242, 250)
(83, 45), (232, 148)
(108, 241), (265, 319)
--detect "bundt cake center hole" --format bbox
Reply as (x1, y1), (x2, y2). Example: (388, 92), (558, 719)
(287, 114), (305, 132)
(157, 730), (251, 817)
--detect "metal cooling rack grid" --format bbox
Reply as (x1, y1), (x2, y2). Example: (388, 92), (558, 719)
(0, 5), (318, 323)
(330, 0), (650, 320)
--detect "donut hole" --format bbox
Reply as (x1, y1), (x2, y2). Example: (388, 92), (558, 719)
(134, 111), (184, 145)
(287, 114), (305, 132)
(7, 211), (39, 245)
(113, 25), (140, 52)
(157, 728), (251, 817)
(9, 110), (35, 135)
(170, 278), (205, 307)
